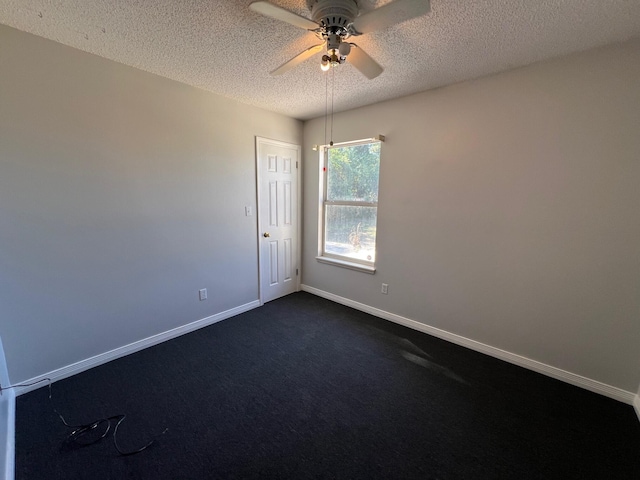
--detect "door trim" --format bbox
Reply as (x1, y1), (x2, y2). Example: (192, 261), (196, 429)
(255, 137), (302, 305)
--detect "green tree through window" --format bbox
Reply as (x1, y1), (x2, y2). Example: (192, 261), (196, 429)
(327, 143), (380, 202)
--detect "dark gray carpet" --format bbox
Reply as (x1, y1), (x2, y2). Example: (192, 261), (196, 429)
(16, 292), (640, 479)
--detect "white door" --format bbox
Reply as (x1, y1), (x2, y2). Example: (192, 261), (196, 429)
(256, 137), (300, 303)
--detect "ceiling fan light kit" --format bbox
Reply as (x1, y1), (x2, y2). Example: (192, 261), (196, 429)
(249, 0), (431, 78)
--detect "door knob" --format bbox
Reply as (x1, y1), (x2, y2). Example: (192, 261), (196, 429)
(263, 232), (270, 238)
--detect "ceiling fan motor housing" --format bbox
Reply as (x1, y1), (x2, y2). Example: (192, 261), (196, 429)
(311, 0), (359, 32)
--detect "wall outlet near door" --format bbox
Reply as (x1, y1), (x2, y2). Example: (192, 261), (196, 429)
(381, 283), (388, 295)
(199, 288), (207, 301)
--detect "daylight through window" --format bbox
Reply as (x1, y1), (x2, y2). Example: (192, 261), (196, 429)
(319, 139), (381, 271)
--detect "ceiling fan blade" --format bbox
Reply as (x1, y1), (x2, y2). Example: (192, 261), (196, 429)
(347, 44), (383, 79)
(270, 44), (324, 76)
(250, 1), (319, 31)
(352, 0), (430, 34)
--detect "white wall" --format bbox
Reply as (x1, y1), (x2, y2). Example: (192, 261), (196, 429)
(303, 38), (640, 393)
(0, 25), (302, 384)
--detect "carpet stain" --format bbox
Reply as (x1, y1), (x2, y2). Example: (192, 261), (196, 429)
(401, 351), (469, 385)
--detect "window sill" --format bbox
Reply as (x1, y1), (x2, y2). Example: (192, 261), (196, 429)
(315, 256), (376, 274)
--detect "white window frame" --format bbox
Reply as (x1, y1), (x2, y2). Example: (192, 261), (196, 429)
(316, 138), (382, 274)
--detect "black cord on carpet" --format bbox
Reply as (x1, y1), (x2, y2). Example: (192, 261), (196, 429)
(1, 378), (167, 456)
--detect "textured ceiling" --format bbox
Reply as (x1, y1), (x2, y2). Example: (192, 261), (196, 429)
(1, 0), (640, 120)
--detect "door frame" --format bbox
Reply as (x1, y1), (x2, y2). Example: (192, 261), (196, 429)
(255, 136), (302, 305)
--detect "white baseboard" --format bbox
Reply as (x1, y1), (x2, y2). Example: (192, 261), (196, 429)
(301, 285), (636, 405)
(0, 394), (14, 480)
(14, 300), (261, 396)
(634, 394), (640, 422)
(0, 335), (15, 480)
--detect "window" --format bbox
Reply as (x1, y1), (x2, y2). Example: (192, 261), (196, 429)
(317, 138), (382, 273)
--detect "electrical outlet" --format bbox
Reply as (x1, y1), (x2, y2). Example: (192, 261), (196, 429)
(199, 288), (207, 301)
(381, 283), (388, 294)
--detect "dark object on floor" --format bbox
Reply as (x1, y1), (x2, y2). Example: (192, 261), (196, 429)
(16, 292), (640, 479)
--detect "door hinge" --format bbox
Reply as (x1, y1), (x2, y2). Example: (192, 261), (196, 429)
(296, 161), (298, 169)
(296, 269), (299, 276)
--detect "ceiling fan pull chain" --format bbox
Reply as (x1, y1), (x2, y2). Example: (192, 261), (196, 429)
(330, 66), (335, 146)
(325, 71), (329, 146)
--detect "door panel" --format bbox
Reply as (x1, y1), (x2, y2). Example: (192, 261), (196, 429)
(269, 241), (278, 285)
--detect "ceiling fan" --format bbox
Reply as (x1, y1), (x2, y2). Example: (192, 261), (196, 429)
(250, 0), (431, 79)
